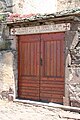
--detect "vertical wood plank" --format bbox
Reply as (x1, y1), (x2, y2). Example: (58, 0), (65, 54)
(54, 41), (56, 77)
(51, 41), (54, 76)
(56, 40), (60, 77)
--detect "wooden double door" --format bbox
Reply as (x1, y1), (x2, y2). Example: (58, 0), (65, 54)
(18, 32), (65, 104)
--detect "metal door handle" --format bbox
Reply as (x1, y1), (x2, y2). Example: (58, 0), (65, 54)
(40, 58), (42, 66)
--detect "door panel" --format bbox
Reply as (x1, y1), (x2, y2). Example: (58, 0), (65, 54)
(18, 33), (65, 104)
(18, 35), (40, 100)
(40, 33), (65, 103)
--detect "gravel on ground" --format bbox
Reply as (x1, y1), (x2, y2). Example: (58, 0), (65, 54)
(0, 100), (80, 120)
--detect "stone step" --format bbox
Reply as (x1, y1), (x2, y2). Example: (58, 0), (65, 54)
(59, 112), (80, 119)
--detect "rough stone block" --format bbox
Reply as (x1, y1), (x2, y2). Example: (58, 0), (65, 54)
(0, 41), (11, 50)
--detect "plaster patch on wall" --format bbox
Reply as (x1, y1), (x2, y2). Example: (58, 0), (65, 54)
(0, 51), (14, 100)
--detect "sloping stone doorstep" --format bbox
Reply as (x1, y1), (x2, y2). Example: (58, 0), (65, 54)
(59, 111), (80, 119)
(59, 110), (80, 119)
(14, 99), (80, 113)
(60, 113), (80, 119)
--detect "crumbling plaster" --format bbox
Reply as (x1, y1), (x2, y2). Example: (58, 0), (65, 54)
(57, 0), (80, 12)
(0, 23), (17, 100)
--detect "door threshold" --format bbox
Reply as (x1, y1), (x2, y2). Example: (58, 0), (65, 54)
(14, 98), (80, 113)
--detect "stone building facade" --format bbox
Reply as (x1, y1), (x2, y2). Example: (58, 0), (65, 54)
(0, 0), (80, 107)
(0, 10), (79, 107)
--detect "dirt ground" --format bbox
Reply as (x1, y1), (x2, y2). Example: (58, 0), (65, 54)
(0, 100), (80, 120)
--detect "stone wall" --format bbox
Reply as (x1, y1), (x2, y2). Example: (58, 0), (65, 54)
(0, 51), (14, 98)
(0, 23), (17, 100)
(57, 0), (80, 12)
(64, 29), (80, 107)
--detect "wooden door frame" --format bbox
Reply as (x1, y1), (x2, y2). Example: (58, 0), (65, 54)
(14, 32), (66, 104)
